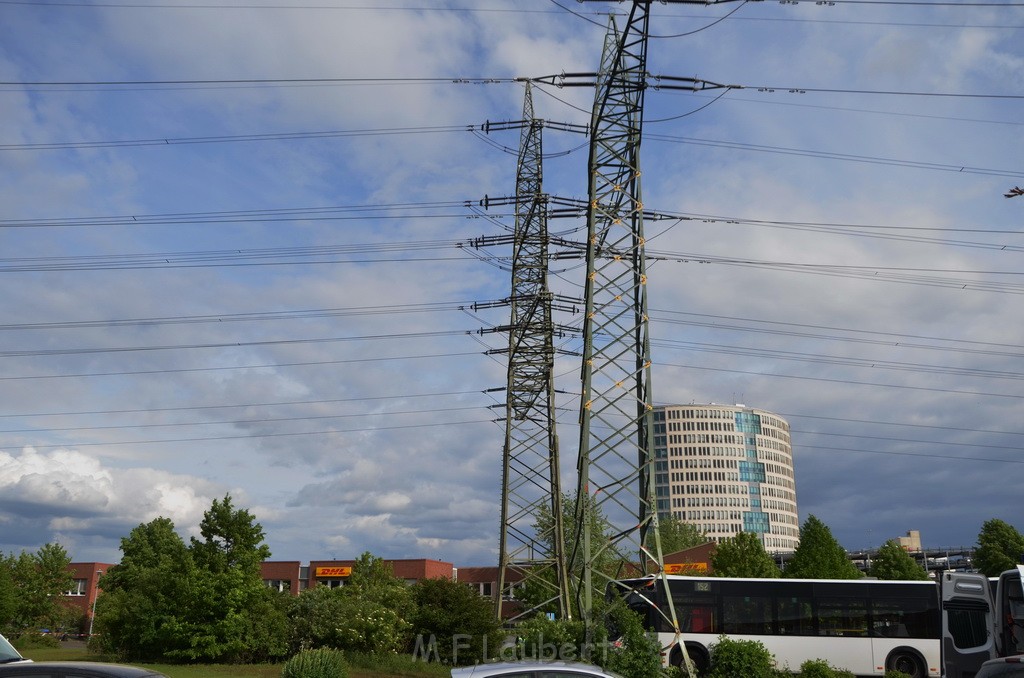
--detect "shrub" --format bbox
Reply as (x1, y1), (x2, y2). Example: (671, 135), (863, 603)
(599, 604), (662, 678)
(10, 633), (60, 650)
(708, 636), (776, 678)
(799, 659), (855, 678)
(282, 648), (348, 678)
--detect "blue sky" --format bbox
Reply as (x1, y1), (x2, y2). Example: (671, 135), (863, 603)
(1, 1), (1023, 567)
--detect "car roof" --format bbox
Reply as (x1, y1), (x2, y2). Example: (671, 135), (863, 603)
(0, 662), (167, 678)
(450, 662), (619, 678)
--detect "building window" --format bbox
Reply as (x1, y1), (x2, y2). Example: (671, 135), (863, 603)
(66, 579), (87, 596)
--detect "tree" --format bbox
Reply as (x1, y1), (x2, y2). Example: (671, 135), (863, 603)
(1, 543), (75, 636)
(94, 517), (196, 660)
(869, 540), (929, 581)
(519, 492), (614, 614)
(190, 494), (271, 575)
(408, 576), (502, 665)
(974, 519), (1024, 577)
(331, 557), (411, 655)
(656, 515), (709, 555)
(711, 532), (781, 578)
(96, 498), (288, 663)
(180, 494), (283, 662)
(0, 564), (15, 631)
(783, 515), (861, 579)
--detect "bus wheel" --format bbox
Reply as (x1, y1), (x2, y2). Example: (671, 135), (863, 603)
(671, 643), (709, 677)
(886, 649), (925, 678)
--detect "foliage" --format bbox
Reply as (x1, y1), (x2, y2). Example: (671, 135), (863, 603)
(281, 648), (348, 678)
(521, 492), (613, 614)
(94, 516), (200, 660)
(515, 614), (586, 662)
(0, 543), (76, 636)
(599, 603), (662, 678)
(407, 576), (502, 665)
(798, 659), (854, 678)
(656, 515), (709, 555)
(191, 495), (272, 576)
(289, 553), (413, 656)
(974, 519), (1024, 577)
(711, 532), (781, 578)
(707, 636), (777, 678)
(783, 516), (861, 580)
(95, 496), (289, 664)
(884, 671), (912, 678)
(869, 541), (929, 581)
(0, 565), (14, 630)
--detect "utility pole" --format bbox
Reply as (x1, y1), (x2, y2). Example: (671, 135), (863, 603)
(573, 2), (674, 625)
(495, 82), (571, 621)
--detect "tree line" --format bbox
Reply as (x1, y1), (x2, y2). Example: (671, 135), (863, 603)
(3, 493), (1023, 669)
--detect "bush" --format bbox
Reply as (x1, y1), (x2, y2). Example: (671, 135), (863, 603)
(598, 604), (662, 678)
(10, 633), (60, 650)
(282, 648), (348, 678)
(708, 636), (776, 678)
(799, 659), (855, 678)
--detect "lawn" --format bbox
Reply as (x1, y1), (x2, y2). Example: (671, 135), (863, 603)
(20, 644), (450, 678)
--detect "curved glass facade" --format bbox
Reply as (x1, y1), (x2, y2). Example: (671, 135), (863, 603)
(652, 404), (799, 553)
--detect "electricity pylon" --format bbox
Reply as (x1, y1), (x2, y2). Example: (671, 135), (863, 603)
(496, 82), (571, 621)
(571, 3), (679, 643)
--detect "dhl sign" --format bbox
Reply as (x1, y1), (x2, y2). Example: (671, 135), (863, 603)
(664, 562), (708, 575)
(315, 566), (352, 578)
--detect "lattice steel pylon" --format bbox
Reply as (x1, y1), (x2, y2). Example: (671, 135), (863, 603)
(496, 82), (571, 622)
(571, 3), (679, 641)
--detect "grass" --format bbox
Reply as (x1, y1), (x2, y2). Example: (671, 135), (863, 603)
(20, 644), (452, 678)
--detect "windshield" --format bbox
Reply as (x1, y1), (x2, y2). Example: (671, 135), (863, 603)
(0, 633), (26, 663)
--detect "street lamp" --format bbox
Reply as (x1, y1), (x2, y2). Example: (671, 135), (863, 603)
(87, 570), (102, 639)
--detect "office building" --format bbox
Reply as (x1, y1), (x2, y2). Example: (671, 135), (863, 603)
(653, 403), (799, 552)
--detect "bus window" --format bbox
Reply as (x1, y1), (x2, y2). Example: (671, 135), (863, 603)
(722, 595), (772, 635)
(818, 597), (869, 637)
(872, 597), (939, 639)
(777, 596), (815, 636)
(678, 598), (718, 634)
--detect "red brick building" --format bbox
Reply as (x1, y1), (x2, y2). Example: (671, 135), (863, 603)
(259, 558), (455, 595)
(64, 561), (116, 634)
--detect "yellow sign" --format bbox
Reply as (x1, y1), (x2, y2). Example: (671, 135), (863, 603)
(315, 566), (352, 578)
(664, 562), (708, 575)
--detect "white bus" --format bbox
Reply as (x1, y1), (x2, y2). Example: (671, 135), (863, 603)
(610, 572), (997, 678)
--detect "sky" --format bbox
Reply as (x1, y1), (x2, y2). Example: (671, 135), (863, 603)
(0, 0), (1022, 569)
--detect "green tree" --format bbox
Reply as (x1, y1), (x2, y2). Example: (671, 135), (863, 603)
(868, 541), (929, 581)
(1, 543), (75, 636)
(0, 563), (15, 631)
(783, 515), (861, 580)
(711, 532), (781, 578)
(974, 519), (1024, 577)
(341, 553), (414, 654)
(96, 498), (288, 663)
(656, 515), (709, 555)
(190, 494), (271, 575)
(179, 494), (284, 662)
(288, 585), (351, 652)
(408, 576), (502, 665)
(94, 517), (196, 660)
(519, 492), (613, 614)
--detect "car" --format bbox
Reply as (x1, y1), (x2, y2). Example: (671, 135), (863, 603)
(451, 661), (623, 678)
(0, 634), (27, 665)
(0, 663), (168, 678)
(976, 656), (1024, 678)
